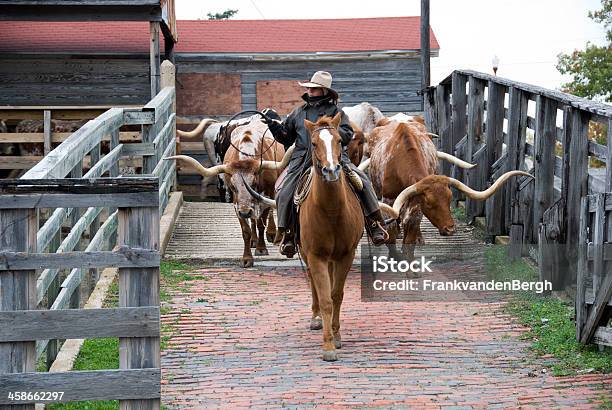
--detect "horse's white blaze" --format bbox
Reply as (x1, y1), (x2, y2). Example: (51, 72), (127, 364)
(319, 129), (336, 168)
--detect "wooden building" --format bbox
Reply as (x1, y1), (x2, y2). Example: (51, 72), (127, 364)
(0, 0), (177, 105)
(0, 16), (439, 115)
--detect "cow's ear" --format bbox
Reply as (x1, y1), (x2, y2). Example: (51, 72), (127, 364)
(304, 119), (315, 133)
(331, 112), (342, 129)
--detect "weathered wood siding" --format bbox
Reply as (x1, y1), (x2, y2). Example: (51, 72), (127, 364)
(0, 55), (150, 106)
(176, 56), (424, 115)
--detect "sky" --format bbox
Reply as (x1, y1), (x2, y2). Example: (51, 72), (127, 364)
(175, 0), (608, 92)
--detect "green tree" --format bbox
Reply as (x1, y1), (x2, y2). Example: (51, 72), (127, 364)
(556, 0), (611, 102)
(207, 9), (238, 20)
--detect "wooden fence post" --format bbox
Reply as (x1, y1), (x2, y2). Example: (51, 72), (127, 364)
(0, 208), (37, 410)
(436, 84), (452, 175)
(565, 108), (590, 248)
(465, 76), (486, 220)
(533, 96), (558, 241)
(450, 72), (467, 205)
(43, 110), (52, 155)
(150, 22), (160, 98)
(506, 87), (529, 235)
(484, 81), (507, 235)
(575, 196), (589, 341)
(118, 205), (160, 410)
(160, 61), (177, 191)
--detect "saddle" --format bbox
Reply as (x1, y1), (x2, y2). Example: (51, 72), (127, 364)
(288, 165), (363, 246)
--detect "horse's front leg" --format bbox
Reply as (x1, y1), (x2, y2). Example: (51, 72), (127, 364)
(330, 253), (353, 349)
(308, 256), (336, 361)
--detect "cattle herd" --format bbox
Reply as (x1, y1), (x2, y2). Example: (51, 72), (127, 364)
(167, 102), (531, 361)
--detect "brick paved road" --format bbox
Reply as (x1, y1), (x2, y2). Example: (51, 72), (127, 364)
(161, 265), (611, 409)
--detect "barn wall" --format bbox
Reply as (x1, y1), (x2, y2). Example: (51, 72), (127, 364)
(0, 55), (150, 106)
(176, 56), (423, 116)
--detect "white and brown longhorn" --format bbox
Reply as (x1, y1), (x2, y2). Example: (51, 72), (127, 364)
(166, 119), (289, 267)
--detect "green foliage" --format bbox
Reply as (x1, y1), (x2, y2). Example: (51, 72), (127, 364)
(556, 0), (612, 102)
(485, 246), (612, 376)
(207, 9), (238, 20)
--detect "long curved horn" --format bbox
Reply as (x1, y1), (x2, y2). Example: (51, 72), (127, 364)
(176, 119), (218, 138)
(392, 185), (420, 215)
(259, 145), (295, 170)
(378, 202), (398, 219)
(436, 151), (477, 169)
(164, 155), (229, 177)
(358, 158), (371, 172)
(428, 132), (439, 138)
(241, 176), (276, 208)
(347, 169), (364, 191)
(447, 170), (533, 200)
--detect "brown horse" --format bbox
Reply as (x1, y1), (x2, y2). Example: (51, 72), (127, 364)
(245, 114), (365, 361)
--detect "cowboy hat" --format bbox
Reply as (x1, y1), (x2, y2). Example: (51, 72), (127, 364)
(298, 71), (338, 100)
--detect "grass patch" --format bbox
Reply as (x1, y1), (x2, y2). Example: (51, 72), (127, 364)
(160, 260), (199, 303)
(485, 246), (612, 376)
(47, 338), (119, 410)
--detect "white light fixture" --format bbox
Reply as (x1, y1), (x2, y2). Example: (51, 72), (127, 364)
(492, 55), (500, 76)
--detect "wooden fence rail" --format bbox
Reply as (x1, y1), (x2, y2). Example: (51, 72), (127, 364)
(0, 60), (176, 408)
(425, 69), (612, 347)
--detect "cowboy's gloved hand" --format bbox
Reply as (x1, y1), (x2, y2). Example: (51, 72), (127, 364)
(261, 115), (283, 135)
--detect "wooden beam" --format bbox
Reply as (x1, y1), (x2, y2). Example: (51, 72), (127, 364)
(0, 131), (140, 144)
(0, 207), (37, 410)
(0, 306), (159, 342)
(0, 4), (162, 22)
(0, 248), (159, 271)
(0, 177), (159, 209)
(118, 203), (160, 409)
(43, 110), (52, 155)
(420, 0), (430, 92)
(0, 368), (160, 405)
(150, 21), (161, 98)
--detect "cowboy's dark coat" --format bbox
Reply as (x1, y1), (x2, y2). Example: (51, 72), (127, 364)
(269, 93), (379, 230)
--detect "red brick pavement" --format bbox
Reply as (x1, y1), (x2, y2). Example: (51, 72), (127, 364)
(161, 266), (611, 409)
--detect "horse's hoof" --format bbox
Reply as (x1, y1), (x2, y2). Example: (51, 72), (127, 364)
(266, 232), (276, 243)
(334, 335), (342, 349)
(250, 241), (257, 249)
(310, 317), (323, 330)
(241, 257), (254, 268)
(255, 248), (269, 256)
(322, 350), (338, 362)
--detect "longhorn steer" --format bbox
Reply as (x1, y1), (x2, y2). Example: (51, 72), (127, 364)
(167, 118), (287, 267)
(362, 119), (531, 245)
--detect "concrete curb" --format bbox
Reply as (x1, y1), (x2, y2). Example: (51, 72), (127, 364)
(160, 191), (183, 257)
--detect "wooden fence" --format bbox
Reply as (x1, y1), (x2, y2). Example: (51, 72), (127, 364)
(424, 69), (612, 346)
(0, 60), (176, 408)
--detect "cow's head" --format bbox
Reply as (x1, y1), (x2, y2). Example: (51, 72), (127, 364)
(347, 121), (365, 166)
(304, 113), (343, 182)
(386, 171), (534, 237)
(402, 175), (456, 236)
